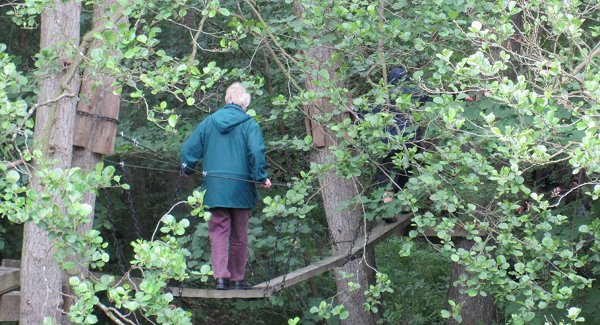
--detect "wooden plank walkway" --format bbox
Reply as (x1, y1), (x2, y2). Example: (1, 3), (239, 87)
(0, 214), (414, 302)
(175, 214), (412, 298)
(252, 214), (412, 295)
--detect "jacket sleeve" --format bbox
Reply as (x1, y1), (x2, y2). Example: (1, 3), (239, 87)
(180, 120), (206, 175)
(246, 121), (268, 182)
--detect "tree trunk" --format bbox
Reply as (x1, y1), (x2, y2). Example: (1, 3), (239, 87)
(20, 0), (81, 323)
(313, 150), (378, 325)
(71, 0), (124, 264)
(447, 238), (498, 325)
(66, 2), (123, 322)
(293, 1), (376, 321)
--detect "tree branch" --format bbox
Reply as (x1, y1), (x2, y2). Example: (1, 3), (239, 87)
(241, 0), (302, 92)
(96, 302), (135, 325)
(189, 15), (208, 62)
(11, 91), (76, 141)
(242, 0), (298, 65)
(3, 159), (24, 169)
(571, 40), (600, 77)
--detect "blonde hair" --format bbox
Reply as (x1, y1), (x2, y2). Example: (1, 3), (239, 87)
(225, 82), (251, 108)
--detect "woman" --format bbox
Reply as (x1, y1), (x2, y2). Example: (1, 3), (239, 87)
(181, 82), (271, 290)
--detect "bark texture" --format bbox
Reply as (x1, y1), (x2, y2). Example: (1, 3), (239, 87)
(447, 238), (498, 325)
(20, 0), (81, 323)
(71, 52), (121, 237)
(66, 2), (123, 321)
(294, 2), (377, 321)
(313, 150), (378, 325)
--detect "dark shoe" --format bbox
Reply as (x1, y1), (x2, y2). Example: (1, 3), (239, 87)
(215, 278), (229, 290)
(383, 217), (397, 223)
(231, 280), (252, 290)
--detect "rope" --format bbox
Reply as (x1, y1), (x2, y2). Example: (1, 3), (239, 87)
(117, 132), (293, 188)
(104, 159), (180, 173)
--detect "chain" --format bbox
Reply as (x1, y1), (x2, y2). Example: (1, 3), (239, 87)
(119, 161), (143, 238)
(76, 110), (120, 124)
(99, 189), (128, 274)
(278, 217), (303, 294)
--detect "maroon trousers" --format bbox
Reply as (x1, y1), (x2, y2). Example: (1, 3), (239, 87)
(208, 208), (251, 281)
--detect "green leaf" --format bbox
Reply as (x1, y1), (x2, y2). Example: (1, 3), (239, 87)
(90, 48), (104, 61)
(186, 97), (195, 106)
(84, 314), (98, 324)
(514, 262), (525, 273)
(168, 114), (178, 127)
(470, 21), (482, 33)
(5, 170), (19, 183)
(441, 310), (451, 318)
(542, 236), (553, 248)
(448, 10), (459, 20)
(218, 8), (230, 16)
(163, 214), (175, 224)
(69, 276), (80, 286)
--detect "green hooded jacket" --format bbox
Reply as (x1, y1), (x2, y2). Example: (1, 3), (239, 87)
(181, 104), (268, 208)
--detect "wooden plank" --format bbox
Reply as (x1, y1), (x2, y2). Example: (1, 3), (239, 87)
(73, 77), (120, 155)
(1, 259), (20, 268)
(421, 227), (469, 238)
(0, 267), (19, 295)
(170, 287), (270, 299)
(253, 214), (412, 294)
(0, 291), (20, 322)
(0, 214), (413, 300)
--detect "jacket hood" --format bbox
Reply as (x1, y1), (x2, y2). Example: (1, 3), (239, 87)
(211, 104), (252, 133)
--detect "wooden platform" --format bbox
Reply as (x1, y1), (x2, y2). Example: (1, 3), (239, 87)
(0, 266), (20, 321)
(0, 267), (19, 295)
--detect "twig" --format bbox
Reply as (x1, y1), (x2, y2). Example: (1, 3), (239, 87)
(95, 302), (134, 325)
(242, 0), (298, 65)
(11, 91), (76, 141)
(242, 0), (302, 92)
(549, 181), (598, 208)
(151, 201), (189, 241)
(189, 15), (208, 61)
(3, 159), (24, 169)
(571, 40), (600, 76)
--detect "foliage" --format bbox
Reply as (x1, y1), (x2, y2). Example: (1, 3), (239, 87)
(377, 238), (451, 325)
(3, 0), (600, 324)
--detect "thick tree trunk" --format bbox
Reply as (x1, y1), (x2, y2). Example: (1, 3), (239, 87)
(293, 1), (376, 319)
(447, 238), (498, 325)
(71, 0), (123, 267)
(20, 0), (81, 323)
(66, 2), (122, 322)
(313, 150), (378, 325)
